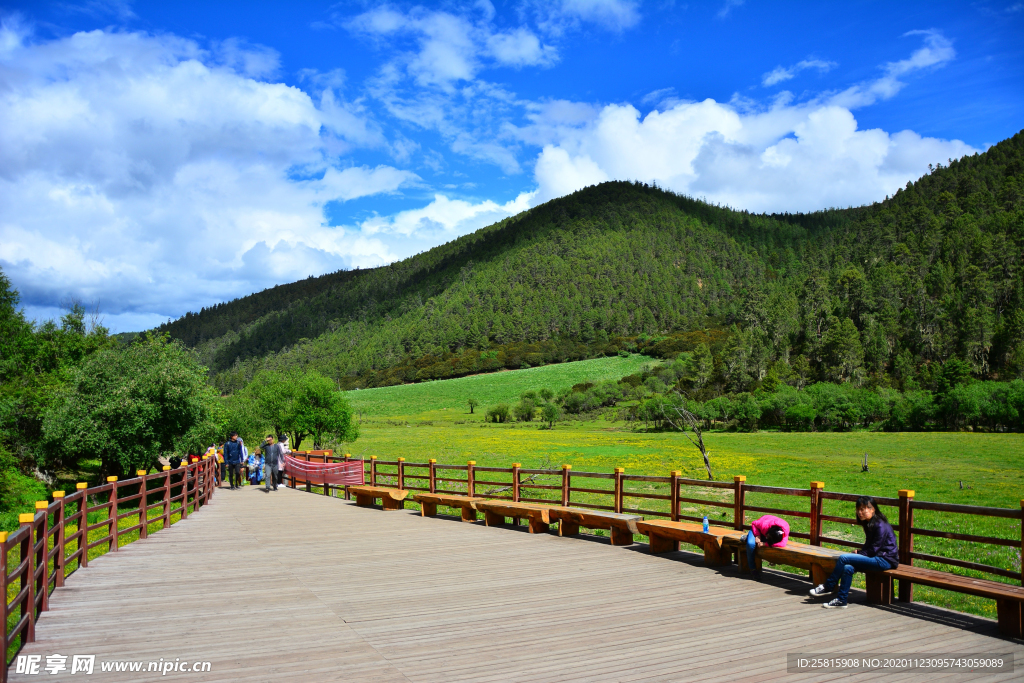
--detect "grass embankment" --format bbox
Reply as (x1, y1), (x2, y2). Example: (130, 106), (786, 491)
(335, 356), (1023, 621)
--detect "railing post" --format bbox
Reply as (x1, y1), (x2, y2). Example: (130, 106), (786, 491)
(613, 467), (624, 514)
(370, 456), (377, 486)
(467, 461), (476, 497)
(19, 512), (35, 643)
(809, 481), (824, 546)
(397, 457), (405, 490)
(182, 465), (190, 519)
(512, 463), (521, 502)
(733, 476), (746, 530)
(305, 453), (312, 493)
(34, 501), (49, 612)
(898, 489), (915, 602)
(53, 491), (66, 588)
(107, 476), (119, 551)
(561, 464), (571, 506)
(428, 459), (437, 494)
(1, 530), (8, 661)
(137, 470), (149, 539)
(670, 471), (681, 522)
(76, 482), (89, 568)
(162, 466), (171, 528)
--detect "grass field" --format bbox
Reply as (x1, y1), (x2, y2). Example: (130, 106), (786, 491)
(331, 356), (1024, 621)
(345, 354), (654, 417)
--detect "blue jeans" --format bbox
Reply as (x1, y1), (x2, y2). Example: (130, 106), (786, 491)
(744, 531), (758, 572)
(824, 553), (891, 603)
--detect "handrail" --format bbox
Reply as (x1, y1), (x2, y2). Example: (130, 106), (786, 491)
(2, 457), (218, 681)
(282, 454), (1023, 600)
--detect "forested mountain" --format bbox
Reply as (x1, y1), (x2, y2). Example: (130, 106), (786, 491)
(160, 130), (1024, 394)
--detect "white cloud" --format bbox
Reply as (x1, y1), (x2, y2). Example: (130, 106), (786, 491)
(534, 0), (642, 34)
(717, 0), (744, 19)
(360, 191), (534, 240)
(0, 29), (414, 330)
(762, 59), (837, 87)
(830, 30), (954, 108)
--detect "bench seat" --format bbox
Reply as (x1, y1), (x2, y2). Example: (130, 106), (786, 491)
(720, 536), (846, 585)
(347, 485), (409, 511)
(548, 507), (642, 545)
(637, 520), (744, 566)
(410, 493), (486, 522)
(867, 564), (1024, 638)
(475, 500), (554, 534)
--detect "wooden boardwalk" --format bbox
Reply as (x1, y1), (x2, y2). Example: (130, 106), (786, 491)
(11, 487), (1022, 682)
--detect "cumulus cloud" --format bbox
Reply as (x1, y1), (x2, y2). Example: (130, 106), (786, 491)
(0, 28), (416, 330)
(360, 191), (534, 239)
(533, 0), (642, 34)
(762, 59), (837, 87)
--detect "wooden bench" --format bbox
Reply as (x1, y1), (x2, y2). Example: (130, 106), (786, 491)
(637, 520), (745, 566)
(346, 485), (409, 511)
(410, 493), (486, 522)
(548, 507), (642, 546)
(721, 536), (846, 585)
(866, 565), (1024, 638)
(475, 500), (554, 534)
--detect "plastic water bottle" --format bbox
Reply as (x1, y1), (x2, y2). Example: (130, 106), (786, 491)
(702, 515), (709, 533)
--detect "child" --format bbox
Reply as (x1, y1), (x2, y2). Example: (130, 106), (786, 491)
(744, 514), (789, 577)
(810, 496), (899, 608)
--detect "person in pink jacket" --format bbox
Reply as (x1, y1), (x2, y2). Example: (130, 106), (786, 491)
(744, 514), (789, 578)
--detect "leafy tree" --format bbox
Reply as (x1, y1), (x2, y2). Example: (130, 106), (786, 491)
(290, 372), (358, 450)
(486, 403), (511, 423)
(687, 343), (713, 388)
(513, 398), (536, 422)
(41, 335), (217, 477)
(541, 403), (560, 427)
(467, 397), (479, 414)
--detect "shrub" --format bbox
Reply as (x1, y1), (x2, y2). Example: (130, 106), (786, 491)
(486, 403), (511, 423)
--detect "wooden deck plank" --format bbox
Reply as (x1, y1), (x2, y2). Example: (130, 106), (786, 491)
(10, 486), (1022, 682)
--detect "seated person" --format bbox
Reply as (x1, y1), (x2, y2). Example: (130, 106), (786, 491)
(247, 449), (265, 486)
(744, 514), (789, 578)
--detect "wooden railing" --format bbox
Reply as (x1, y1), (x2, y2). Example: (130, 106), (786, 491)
(2, 457), (218, 680)
(286, 452), (1024, 596)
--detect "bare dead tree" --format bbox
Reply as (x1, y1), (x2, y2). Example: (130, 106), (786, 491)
(659, 392), (713, 480)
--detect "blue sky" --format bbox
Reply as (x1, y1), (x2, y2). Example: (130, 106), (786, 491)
(1, 0), (1021, 332)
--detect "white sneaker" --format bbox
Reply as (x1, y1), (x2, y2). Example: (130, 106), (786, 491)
(808, 584), (831, 597)
(822, 598), (848, 609)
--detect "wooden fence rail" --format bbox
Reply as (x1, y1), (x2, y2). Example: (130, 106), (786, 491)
(287, 452), (1024, 598)
(2, 457), (218, 682)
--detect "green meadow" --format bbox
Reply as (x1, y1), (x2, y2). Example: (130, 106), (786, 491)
(338, 356), (1024, 620)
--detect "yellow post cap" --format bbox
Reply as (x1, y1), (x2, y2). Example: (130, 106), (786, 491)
(76, 482), (88, 490)
(898, 489), (915, 497)
(345, 453), (351, 457)
(614, 467), (625, 473)
(467, 460), (476, 465)
(52, 491), (65, 498)
(370, 455), (377, 460)
(810, 481), (824, 489)
(137, 469), (148, 476)
(671, 470), (682, 476)
(106, 476), (118, 482)
(562, 464), (572, 470)
(428, 458), (436, 463)
(35, 501), (48, 510)
(734, 475), (746, 482)
(397, 457), (405, 462)
(0, 531), (7, 542)
(512, 463), (521, 467)
(19, 513), (35, 523)
(162, 465), (171, 471)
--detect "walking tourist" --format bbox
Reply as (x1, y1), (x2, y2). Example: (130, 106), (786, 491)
(263, 435), (278, 491)
(809, 496), (899, 609)
(222, 432), (245, 490)
(276, 433), (290, 487)
(743, 514), (789, 578)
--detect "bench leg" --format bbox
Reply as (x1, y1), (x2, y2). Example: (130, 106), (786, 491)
(354, 494), (373, 508)
(528, 519), (549, 534)
(898, 577), (913, 603)
(865, 572), (893, 605)
(560, 521), (580, 537)
(420, 502), (437, 517)
(382, 496), (404, 511)
(648, 533), (674, 554)
(810, 563), (829, 587)
(610, 527), (633, 546)
(460, 507), (477, 523)
(703, 542), (727, 566)
(996, 599), (1022, 638)
(484, 511), (504, 527)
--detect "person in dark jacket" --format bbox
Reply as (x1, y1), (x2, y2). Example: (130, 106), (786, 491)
(222, 433), (245, 489)
(262, 435), (279, 492)
(809, 496), (899, 608)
